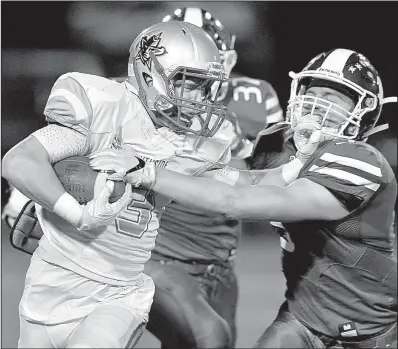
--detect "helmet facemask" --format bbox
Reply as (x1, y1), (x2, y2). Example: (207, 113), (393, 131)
(287, 71), (380, 141)
(133, 50), (228, 138)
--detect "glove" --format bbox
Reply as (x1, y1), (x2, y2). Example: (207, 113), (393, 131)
(53, 180), (133, 231)
(293, 123), (322, 163)
(78, 181), (133, 230)
(89, 148), (156, 188)
(89, 147), (140, 181)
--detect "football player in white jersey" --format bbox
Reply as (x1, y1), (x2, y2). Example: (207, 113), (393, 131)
(2, 21), (238, 348)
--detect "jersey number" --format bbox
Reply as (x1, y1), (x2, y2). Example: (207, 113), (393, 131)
(115, 187), (156, 239)
(232, 77), (263, 104)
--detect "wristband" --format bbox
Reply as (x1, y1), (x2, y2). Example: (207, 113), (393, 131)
(281, 158), (304, 184)
(53, 192), (83, 227)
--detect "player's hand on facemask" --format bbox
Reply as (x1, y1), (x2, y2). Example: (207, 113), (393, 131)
(89, 148), (140, 181)
(53, 180), (133, 231)
(293, 126), (322, 163)
(280, 126), (321, 185)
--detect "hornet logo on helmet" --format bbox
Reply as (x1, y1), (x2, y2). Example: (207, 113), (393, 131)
(135, 32), (166, 70)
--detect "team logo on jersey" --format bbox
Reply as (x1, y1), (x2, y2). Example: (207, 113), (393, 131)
(135, 32), (166, 70)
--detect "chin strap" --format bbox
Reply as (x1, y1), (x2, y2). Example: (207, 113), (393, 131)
(381, 96), (398, 105)
(362, 123), (389, 139)
(362, 95), (398, 139)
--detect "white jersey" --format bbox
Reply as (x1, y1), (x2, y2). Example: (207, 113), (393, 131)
(35, 72), (233, 286)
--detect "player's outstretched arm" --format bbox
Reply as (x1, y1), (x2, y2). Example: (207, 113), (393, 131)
(200, 154), (304, 188)
(146, 167), (349, 222)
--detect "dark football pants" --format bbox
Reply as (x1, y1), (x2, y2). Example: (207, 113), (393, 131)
(254, 301), (397, 348)
(144, 258), (238, 349)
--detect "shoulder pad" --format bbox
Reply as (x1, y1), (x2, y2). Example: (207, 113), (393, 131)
(44, 73), (117, 134)
(300, 140), (392, 205)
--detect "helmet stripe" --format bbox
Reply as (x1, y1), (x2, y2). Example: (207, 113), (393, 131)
(184, 7), (204, 28)
(321, 49), (354, 74)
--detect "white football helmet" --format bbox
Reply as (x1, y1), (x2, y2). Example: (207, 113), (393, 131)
(128, 21), (228, 137)
(287, 48), (397, 141)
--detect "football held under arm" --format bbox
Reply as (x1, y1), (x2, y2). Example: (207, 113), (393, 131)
(4, 73), (134, 231)
(2, 73), (91, 212)
(2, 124), (88, 212)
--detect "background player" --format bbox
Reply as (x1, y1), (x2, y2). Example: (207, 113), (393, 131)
(2, 21), (238, 348)
(99, 48), (397, 349)
(142, 8), (284, 349)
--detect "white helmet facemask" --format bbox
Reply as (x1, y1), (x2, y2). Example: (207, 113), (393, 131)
(287, 71), (380, 141)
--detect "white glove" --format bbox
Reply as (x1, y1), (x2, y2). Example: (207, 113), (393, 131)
(293, 125), (322, 163)
(89, 148), (156, 188)
(124, 161), (157, 188)
(53, 181), (133, 231)
(89, 148), (140, 181)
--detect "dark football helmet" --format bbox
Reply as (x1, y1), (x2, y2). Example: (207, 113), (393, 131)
(287, 48), (397, 140)
(162, 7), (237, 79)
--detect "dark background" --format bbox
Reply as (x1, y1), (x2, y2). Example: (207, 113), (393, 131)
(2, 1), (398, 154)
(1, 2), (397, 347)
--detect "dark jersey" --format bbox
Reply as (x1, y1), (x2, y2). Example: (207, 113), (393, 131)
(221, 74), (283, 140)
(281, 140), (397, 337)
(249, 123), (295, 170)
(153, 75), (283, 263)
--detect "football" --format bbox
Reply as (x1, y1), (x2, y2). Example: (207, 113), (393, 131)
(53, 156), (126, 204)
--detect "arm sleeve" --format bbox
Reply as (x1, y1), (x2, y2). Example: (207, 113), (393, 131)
(31, 124), (88, 164)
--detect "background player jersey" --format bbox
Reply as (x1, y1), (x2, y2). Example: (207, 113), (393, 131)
(281, 140), (397, 337)
(222, 74), (283, 140)
(153, 74), (283, 263)
(35, 72), (233, 286)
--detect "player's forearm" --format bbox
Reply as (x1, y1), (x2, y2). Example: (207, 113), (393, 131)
(2, 136), (66, 211)
(150, 167), (295, 221)
(152, 167), (239, 216)
(236, 166), (284, 186)
(236, 158), (303, 187)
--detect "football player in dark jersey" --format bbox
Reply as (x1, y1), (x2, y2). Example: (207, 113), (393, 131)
(104, 48), (397, 348)
(140, 7), (284, 349)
